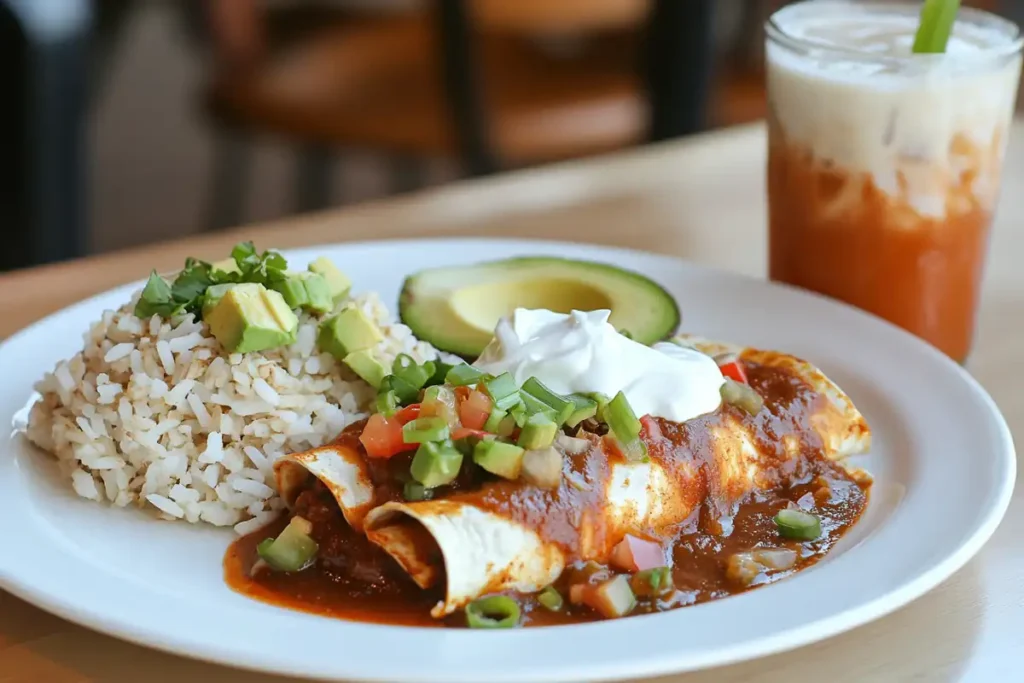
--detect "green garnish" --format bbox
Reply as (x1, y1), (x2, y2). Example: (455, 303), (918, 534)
(256, 516), (318, 572)
(605, 391), (643, 442)
(392, 354), (434, 390)
(521, 377), (574, 425)
(403, 481), (433, 502)
(720, 378), (764, 416)
(537, 586), (564, 612)
(446, 363), (485, 386)
(473, 439), (525, 480)
(483, 407), (508, 433)
(375, 390), (398, 416)
(380, 375), (420, 406)
(134, 242), (292, 321)
(517, 413), (557, 450)
(402, 417), (450, 444)
(427, 361), (454, 387)
(465, 595), (521, 629)
(135, 271), (181, 319)
(774, 508), (822, 541)
(630, 567), (674, 598)
(565, 394), (599, 428)
(482, 372), (521, 411)
(913, 0), (961, 53)
(410, 440), (464, 488)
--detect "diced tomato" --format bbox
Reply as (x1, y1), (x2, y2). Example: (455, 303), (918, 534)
(394, 404), (422, 425)
(717, 355), (748, 384)
(454, 386), (471, 402)
(451, 427), (490, 441)
(458, 389), (492, 431)
(609, 534), (665, 573)
(639, 415), (662, 442)
(359, 413), (416, 458)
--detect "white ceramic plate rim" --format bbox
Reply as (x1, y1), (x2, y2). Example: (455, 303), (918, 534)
(0, 238), (1015, 683)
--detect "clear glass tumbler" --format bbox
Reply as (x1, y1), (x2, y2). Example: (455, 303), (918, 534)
(766, 1), (1022, 363)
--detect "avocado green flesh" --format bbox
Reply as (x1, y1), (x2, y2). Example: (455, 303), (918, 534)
(399, 257), (681, 358)
(206, 283), (298, 354)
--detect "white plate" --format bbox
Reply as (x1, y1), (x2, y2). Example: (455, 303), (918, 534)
(0, 238), (1014, 683)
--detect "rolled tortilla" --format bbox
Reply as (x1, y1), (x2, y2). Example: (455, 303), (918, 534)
(273, 431), (376, 530)
(363, 340), (871, 616)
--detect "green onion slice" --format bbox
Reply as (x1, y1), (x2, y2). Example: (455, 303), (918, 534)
(402, 417), (450, 444)
(630, 567), (673, 598)
(482, 372), (521, 411)
(537, 586), (564, 612)
(375, 390), (398, 416)
(773, 508), (822, 541)
(465, 595), (521, 628)
(605, 391), (643, 442)
(446, 363), (485, 387)
(720, 378), (764, 416)
(392, 354), (433, 390)
(912, 0), (961, 54)
(381, 374), (420, 405)
(403, 481), (433, 502)
(522, 377), (574, 425)
(427, 361), (453, 387)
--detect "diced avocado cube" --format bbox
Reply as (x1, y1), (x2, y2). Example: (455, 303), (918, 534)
(565, 394), (599, 428)
(518, 413), (557, 450)
(211, 257), (240, 275)
(301, 272), (334, 314)
(317, 307), (384, 359)
(343, 349), (388, 389)
(271, 271), (334, 314)
(206, 283), (298, 353)
(273, 276), (310, 310)
(202, 283), (236, 319)
(473, 439), (525, 480)
(309, 257), (352, 302)
(410, 441), (463, 488)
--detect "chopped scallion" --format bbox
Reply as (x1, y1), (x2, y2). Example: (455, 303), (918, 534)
(482, 372), (521, 411)
(381, 374), (420, 405)
(521, 377), (574, 425)
(403, 481), (433, 502)
(605, 391), (643, 443)
(375, 390), (398, 416)
(537, 586), (564, 612)
(773, 508), (822, 541)
(402, 417), (450, 444)
(446, 363), (485, 386)
(465, 595), (521, 628)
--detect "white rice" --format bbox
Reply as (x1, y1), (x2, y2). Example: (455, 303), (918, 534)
(26, 290), (447, 533)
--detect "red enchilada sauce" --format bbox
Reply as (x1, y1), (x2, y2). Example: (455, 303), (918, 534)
(225, 362), (870, 627)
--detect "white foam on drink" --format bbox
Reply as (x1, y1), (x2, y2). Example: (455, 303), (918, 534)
(767, 2), (1022, 216)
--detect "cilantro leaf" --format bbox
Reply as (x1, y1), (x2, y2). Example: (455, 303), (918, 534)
(171, 259), (217, 316)
(231, 241), (257, 266)
(137, 242), (290, 321)
(134, 271), (181, 319)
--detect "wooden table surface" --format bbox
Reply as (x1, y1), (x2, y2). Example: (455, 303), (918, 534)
(2, 122), (1022, 683)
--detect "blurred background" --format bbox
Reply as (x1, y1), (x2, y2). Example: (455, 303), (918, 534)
(2, 0), (1021, 272)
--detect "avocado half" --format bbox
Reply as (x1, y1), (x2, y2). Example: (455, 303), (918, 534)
(398, 257), (681, 358)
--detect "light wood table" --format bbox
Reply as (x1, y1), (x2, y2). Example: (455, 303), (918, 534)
(2, 122), (1022, 683)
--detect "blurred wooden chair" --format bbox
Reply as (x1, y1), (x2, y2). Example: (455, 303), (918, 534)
(200, 0), (716, 230)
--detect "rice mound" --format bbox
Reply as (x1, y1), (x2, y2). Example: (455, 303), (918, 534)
(26, 290), (442, 534)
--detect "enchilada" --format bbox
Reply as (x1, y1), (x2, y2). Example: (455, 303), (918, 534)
(225, 312), (871, 627)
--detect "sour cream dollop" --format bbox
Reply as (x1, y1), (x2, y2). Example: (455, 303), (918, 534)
(473, 308), (724, 423)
